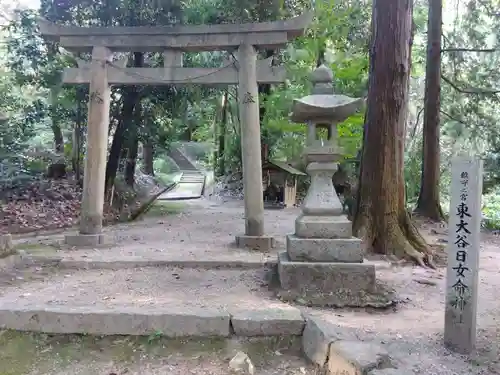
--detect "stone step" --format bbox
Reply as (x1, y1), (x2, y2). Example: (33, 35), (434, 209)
(168, 148), (199, 170)
(0, 266), (304, 337)
(369, 369), (415, 375)
(180, 174), (206, 183)
(327, 340), (391, 375)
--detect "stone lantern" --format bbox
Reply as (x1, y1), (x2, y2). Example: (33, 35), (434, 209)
(277, 64), (391, 307)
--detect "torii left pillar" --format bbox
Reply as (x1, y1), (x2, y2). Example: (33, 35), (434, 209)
(234, 43), (275, 251)
(65, 46), (112, 247)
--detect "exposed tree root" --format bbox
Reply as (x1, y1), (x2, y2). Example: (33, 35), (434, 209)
(355, 210), (436, 269)
(413, 198), (445, 222)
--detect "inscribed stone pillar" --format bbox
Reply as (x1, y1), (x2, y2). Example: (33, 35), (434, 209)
(237, 44), (265, 236)
(80, 46), (112, 235)
(444, 156), (482, 354)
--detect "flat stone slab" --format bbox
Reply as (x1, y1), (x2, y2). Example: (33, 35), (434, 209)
(64, 233), (106, 247)
(369, 369), (413, 375)
(327, 340), (391, 375)
(57, 258), (277, 270)
(302, 315), (359, 366)
(235, 235), (276, 251)
(0, 305), (231, 337)
(0, 267), (306, 337)
(286, 235), (363, 262)
(295, 214), (352, 239)
(230, 307), (305, 336)
(17, 238), (278, 270)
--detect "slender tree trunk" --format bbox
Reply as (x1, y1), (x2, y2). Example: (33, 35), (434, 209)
(217, 90), (229, 176)
(124, 81), (143, 186)
(46, 40), (64, 153)
(258, 50), (274, 152)
(72, 87), (84, 185)
(125, 135), (139, 186)
(142, 139), (154, 175)
(415, 0), (444, 221)
(353, 0), (433, 267)
(49, 87), (64, 153)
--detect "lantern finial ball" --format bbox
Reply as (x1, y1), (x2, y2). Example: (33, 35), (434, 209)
(310, 64), (334, 84)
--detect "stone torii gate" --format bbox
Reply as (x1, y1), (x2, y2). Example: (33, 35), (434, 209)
(38, 14), (312, 249)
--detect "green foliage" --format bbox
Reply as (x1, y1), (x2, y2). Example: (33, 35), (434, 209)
(260, 0), (370, 163)
(482, 187), (500, 230)
(1, 0), (500, 230)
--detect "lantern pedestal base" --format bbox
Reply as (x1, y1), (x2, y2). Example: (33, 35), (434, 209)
(276, 252), (394, 308)
(294, 214), (353, 239)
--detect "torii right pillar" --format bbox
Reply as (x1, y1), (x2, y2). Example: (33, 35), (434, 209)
(235, 43), (275, 251)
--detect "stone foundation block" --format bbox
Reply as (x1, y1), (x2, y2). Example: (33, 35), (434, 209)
(327, 340), (390, 375)
(230, 307), (304, 336)
(369, 369), (413, 375)
(302, 316), (359, 366)
(65, 233), (106, 247)
(0, 305), (231, 337)
(286, 235), (363, 262)
(295, 214), (352, 239)
(278, 252), (375, 294)
(235, 235), (275, 251)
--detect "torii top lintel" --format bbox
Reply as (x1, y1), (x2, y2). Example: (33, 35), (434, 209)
(38, 13), (313, 53)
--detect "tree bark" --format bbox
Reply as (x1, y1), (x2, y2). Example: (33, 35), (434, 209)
(216, 90), (228, 176)
(105, 89), (138, 191)
(72, 87), (84, 185)
(142, 139), (154, 175)
(415, 0), (444, 221)
(49, 87), (64, 153)
(124, 82), (143, 186)
(353, 0), (434, 267)
(105, 52), (143, 191)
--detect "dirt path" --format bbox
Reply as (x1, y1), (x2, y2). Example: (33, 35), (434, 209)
(4, 198), (500, 374)
(14, 199), (298, 262)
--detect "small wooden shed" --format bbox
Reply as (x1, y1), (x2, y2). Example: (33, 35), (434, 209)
(262, 160), (306, 207)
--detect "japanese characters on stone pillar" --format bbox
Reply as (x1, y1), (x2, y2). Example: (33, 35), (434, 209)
(444, 156), (483, 354)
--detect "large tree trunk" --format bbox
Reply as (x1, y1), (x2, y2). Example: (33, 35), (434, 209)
(415, 0), (444, 221)
(105, 89), (138, 191)
(353, 0), (433, 267)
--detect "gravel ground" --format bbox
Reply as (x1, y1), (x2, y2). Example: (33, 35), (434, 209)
(13, 199), (295, 262)
(0, 267), (285, 311)
(4, 198), (500, 374)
